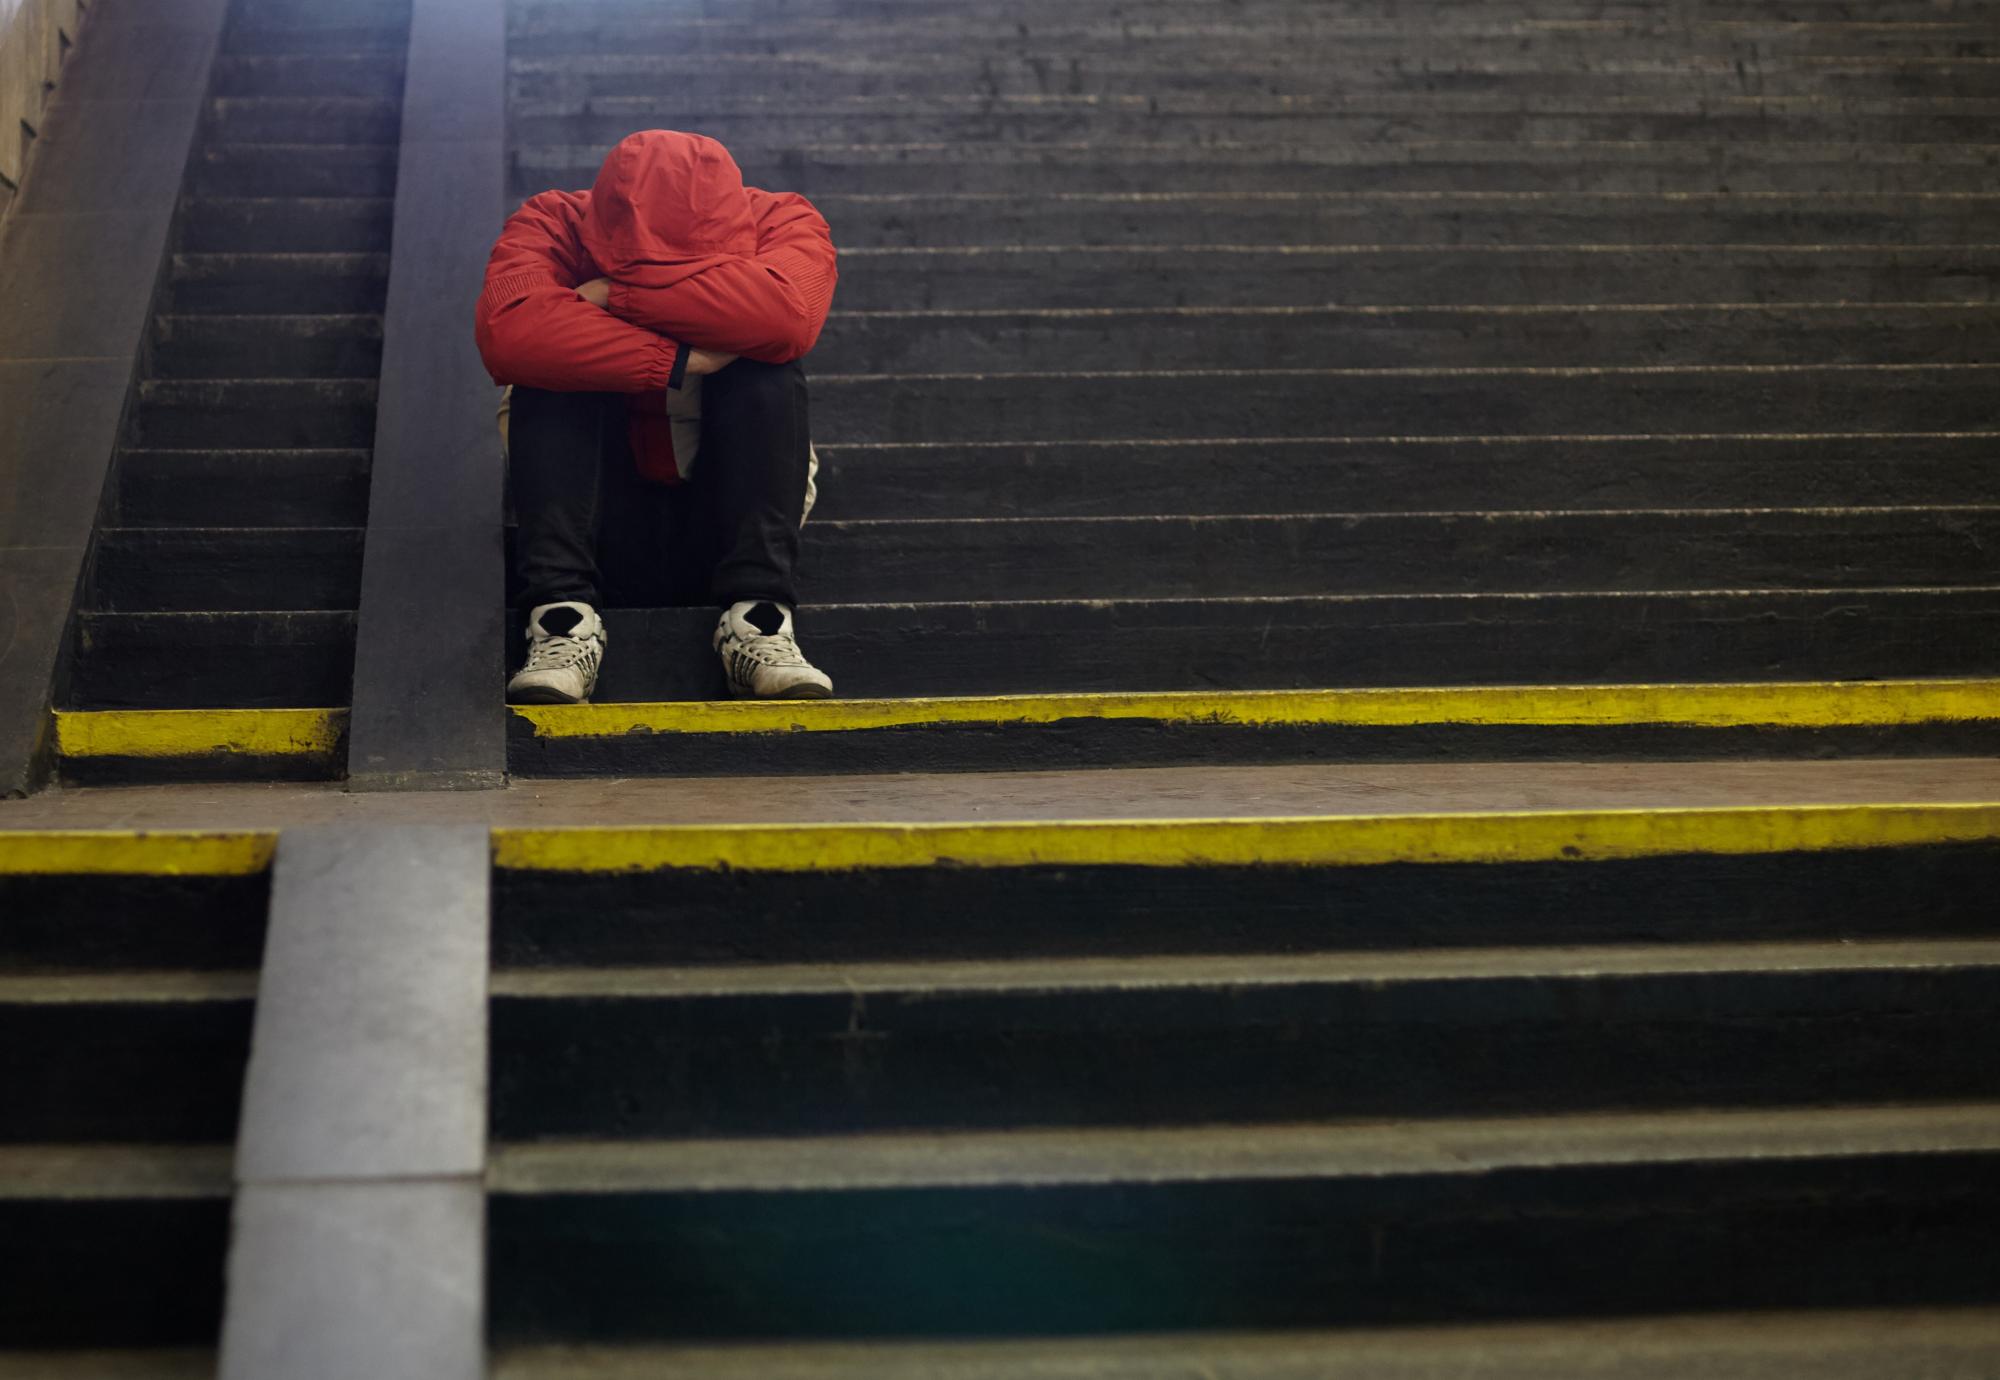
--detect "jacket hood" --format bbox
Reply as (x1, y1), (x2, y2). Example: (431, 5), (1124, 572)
(580, 130), (756, 285)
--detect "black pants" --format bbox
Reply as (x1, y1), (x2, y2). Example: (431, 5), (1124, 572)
(510, 358), (810, 613)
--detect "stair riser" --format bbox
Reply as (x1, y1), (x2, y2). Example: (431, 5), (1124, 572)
(494, 971), (2000, 1138)
(494, 846), (2000, 967)
(208, 101), (401, 145)
(116, 451), (372, 527)
(70, 612), (355, 710)
(214, 55), (408, 100)
(179, 199), (393, 254)
(815, 309), (2000, 374)
(223, 25), (410, 55)
(812, 438), (2000, 521)
(164, 259), (388, 315)
(826, 250), (2000, 311)
(94, 532), (362, 613)
(0, 1003), (252, 1142)
(569, 593), (2000, 700)
(132, 400), (377, 449)
(515, 0), (2000, 23)
(814, 201), (2000, 249)
(518, 108), (2000, 149)
(489, 1155), (2000, 1340)
(150, 322), (384, 381)
(0, 1199), (229, 1348)
(229, 0), (411, 28)
(811, 370), (2000, 444)
(0, 873), (268, 972)
(513, 511), (2000, 606)
(196, 147), (399, 197)
(521, 151), (2000, 198)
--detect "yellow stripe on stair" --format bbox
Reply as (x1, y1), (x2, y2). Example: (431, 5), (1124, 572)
(53, 708), (347, 760)
(509, 679), (2000, 738)
(0, 831), (278, 876)
(492, 802), (2000, 874)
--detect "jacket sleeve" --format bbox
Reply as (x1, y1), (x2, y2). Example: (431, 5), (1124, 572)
(604, 191), (838, 364)
(476, 193), (687, 393)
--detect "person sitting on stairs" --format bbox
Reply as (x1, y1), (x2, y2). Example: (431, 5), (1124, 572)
(476, 128), (837, 704)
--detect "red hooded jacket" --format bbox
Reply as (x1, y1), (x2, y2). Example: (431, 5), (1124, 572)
(474, 130), (838, 482)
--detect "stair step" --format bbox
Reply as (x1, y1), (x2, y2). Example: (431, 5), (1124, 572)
(212, 53), (407, 100)
(811, 365), (2000, 443)
(486, 1103), (2000, 1340)
(0, 1147), (233, 1349)
(194, 144), (399, 197)
(91, 527), (363, 613)
(52, 708), (349, 784)
(810, 190), (2000, 249)
(132, 379), (378, 449)
(179, 197), (394, 254)
(69, 611), (356, 710)
(150, 313), (384, 380)
(115, 449), (371, 527)
(516, 102), (2000, 151)
(827, 245), (2000, 310)
(505, 679), (2000, 777)
(492, 938), (2000, 1139)
(809, 435), (2000, 521)
(228, 0), (412, 29)
(514, 0), (2000, 24)
(526, 508), (2000, 606)
(489, 1307), (2000, 1380)
(207, 96), (401, 145)
(523, 141), (2000, 198)
(164, 252), (389, 315)
(560, 590), (2000, 701)
(222, 24), (411, 55)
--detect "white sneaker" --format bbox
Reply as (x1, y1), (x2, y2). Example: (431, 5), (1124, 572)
(714, 601), (833, 699)
(508, 601), (606, 705)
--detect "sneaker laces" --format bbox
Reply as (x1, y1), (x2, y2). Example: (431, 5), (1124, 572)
(733, 629), (811, 668)
(525, 633), (600, 674)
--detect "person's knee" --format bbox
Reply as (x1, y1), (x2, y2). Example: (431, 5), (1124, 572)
(718, 357), (806, 410)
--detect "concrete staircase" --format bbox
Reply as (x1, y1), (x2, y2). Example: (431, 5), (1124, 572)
(488, 0), (2000, 777)
(55, 0), (412, 780)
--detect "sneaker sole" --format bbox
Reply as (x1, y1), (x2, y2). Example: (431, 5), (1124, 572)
(736, 683), (835, 701)
(507, 687), (591, 706)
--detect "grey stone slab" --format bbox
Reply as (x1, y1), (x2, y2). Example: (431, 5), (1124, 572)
(0, 212), (171, 362)
(11, 96), (204, 215)
(0, 359), (131, 548)
(220, 1179), (483, 1380)
(0, 543), (88, 797)
(57, 21), (220, 103)
(347, 524), (509, 790)
(236, 826), (490, 1181)
(404, 0), (505, 143)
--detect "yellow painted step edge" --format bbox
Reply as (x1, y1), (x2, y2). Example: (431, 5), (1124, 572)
(493, 802), (2000, 874)
(511, 680), (2000, 738)
(53, 708), (347, 760)
(0, 831), (277, 876)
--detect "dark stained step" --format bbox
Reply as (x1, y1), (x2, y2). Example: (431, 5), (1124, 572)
(0, 867), (269, 974)
(131, 380), (379, 449)
(179, 197), (394, 254)
(207, 97), (401, 145)
(515, 0), (2000, 23)
(69, 611), (356, 710)
(222, 23), (411, 55)
(809, 191), (2000, 249)
(0, 974), (257, 1143)
(0, 1148), (233, 1349)
(492, 940), (2000, 1139)
(486, 1308), (2000, 1380)
(212, 53), (408, 100)
(92, 528), (363, 613)
(572, 588), (2000, 701)
(164, 252), (389, 315)
(511, 53), (2000, 101)
(487, 1105), (2000, 1341)
(491, 836), (2000, 969)
(115, 449), (372, 528)
(808, 435), (2000, 521)
(785, 508), (2000, 603)
(522, 141), (2000, 199)
(150, 314), (385, 380)
(516, 102), (2000, 151)
(810, 365), (2000, 444)
(814, 303), (2000, 374)
(229, 0), (412, 28)
(194, 144), (399, 198)
(827, 245), (2000, 310)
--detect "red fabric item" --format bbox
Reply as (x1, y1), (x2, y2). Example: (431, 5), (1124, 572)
(474, 130), (838, 482)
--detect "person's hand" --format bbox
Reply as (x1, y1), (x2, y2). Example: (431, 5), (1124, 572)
(686, 349), (738, 376)
(575, 277), (612, 308)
